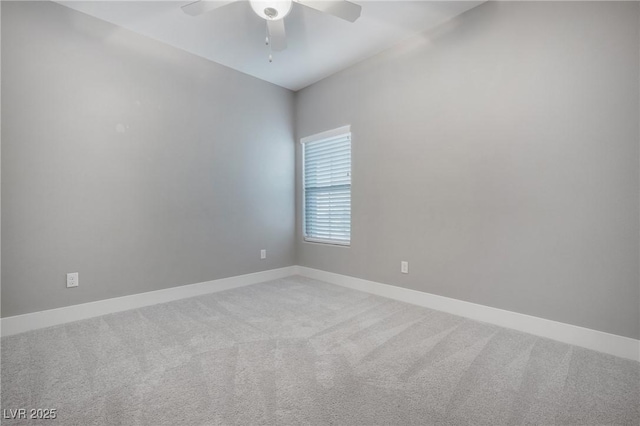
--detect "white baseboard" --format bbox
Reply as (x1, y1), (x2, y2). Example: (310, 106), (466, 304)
(3, 265), (638, 362)
(294, 266), (640, 362)
(0, 266), (296, 337)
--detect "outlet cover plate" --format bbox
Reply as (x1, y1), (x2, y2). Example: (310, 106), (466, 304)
(66, 272), (79, 288)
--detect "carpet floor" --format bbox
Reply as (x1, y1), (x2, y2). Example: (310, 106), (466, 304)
(1, 275), (638, 425)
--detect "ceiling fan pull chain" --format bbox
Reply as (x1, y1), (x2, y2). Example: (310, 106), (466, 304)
(266, 22), (273, 63)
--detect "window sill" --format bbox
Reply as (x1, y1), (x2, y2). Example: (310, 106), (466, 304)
(303, 238), (351, 247)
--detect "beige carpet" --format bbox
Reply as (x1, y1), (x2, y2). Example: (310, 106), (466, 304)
(2, 275), (639, 425)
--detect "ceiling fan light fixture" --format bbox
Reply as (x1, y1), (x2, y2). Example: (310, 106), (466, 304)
(249, 0), (293, 20)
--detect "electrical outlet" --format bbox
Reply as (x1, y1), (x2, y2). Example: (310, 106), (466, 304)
(66, 272), (79, 288)
(260, 249), (266, 260)
(401, 261), (409, 274)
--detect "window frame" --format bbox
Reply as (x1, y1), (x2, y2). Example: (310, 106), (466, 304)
(301, 125), (352, 247)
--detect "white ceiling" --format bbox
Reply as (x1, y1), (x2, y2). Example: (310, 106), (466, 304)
(57, 1), (483, 91)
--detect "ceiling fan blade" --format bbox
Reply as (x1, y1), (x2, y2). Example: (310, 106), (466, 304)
(181, 0), (237, 17)
(296, 0), (361, 22)
(267, 19), (287, 52)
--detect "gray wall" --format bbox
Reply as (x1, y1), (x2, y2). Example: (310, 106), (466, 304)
(295, 1), (640, 339)
(1, 1), (295, 317)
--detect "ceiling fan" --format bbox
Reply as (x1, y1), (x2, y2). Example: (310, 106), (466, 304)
(181, 0), (362, 60)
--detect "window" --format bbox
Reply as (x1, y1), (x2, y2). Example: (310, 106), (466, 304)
(301, 126), (351, 246)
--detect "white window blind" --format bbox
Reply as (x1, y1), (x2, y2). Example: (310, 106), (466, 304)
(302, 130), (351, 245)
